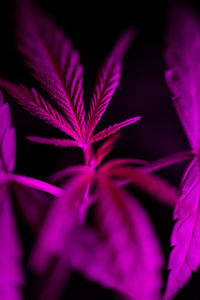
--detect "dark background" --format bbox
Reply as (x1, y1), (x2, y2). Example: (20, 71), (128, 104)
(0, 0), (200, 299)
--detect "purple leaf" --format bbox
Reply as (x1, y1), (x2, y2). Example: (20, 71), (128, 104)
(164, 158), (200, 300)
(101, 165), (178, 207)
(48, 165), (92, 183)
(16, 0), (86, 140)
(140, 151), (194, 173)
(164, 5), (200, 298)
(68, 226), (120, 294)
(165, 4), (200, 150)
(13, 183), (53, 233)
(35, 258), (70, 300)
(9, 174), (61, 198)
(0, 80), (79, 141)
(0, 185), (24, 300)
(27, 136), (80, 147)
(89, 116), (141, 143)
(0, 91), (16, 173)
(79, 175), (163, 299)
(95, 133), (121, 166)
(86, 28), (136, 140)
(29, 170), (94, 273)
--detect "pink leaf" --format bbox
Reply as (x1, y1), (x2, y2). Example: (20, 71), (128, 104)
(95, 133), (121, 166)
(0, 185), (24, 300)
(90, 116), (141, 143)
(140, 151), (194, 173)
(77, 175), (163, 299)
(102, 165), (178, 207)
(29, 171), (94, 273)
(68, 226), (120, 293)
(10, 174), (61, 198)
(0, 91), (16, 173)
(86, 28), (136, 140)
(165, 4), (200, 150)
(13, 183), (53, 233)
(0, 80), (79, 141)
(99, 158), (147, 172)
(163, 5), (200, 298)
(164, 158), (200, 300)
(48, 165), (92, 183)
(36, 258), (70, 300)
(16, 0), (85, 140)
(27, 136), (80, 147)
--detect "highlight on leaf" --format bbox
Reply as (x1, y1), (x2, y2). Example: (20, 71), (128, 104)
(163, 4), (200, 299)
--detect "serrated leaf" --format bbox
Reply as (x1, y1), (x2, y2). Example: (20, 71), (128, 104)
(16, 0), (86, 140)
(86, 28), (136, 140)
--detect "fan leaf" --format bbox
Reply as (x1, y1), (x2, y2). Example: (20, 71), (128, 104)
(16, 0), (85, 140)
(0, 80), (79, 141)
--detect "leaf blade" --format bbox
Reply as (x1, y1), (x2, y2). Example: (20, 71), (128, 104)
(0, 80), (79, 141)
(164, 158), (200, 300)
(0, 91), (16, 173)
(88, 175), (164, 299)
(102, 165), (178, 207)
(0, 185), (24, 300)
(90, 116), (141, 143)
(165, 4), (200, 149)
(29, 171), (93, 273)
(86, 28), (136, 139)
(16, 0), (86, 140)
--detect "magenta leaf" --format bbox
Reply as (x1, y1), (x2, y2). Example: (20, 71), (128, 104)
(86, 28), (137, 140)
(140, 151), (194, 173)
(13, 183), (54, 233)
(68, 226), (120, 294)
(0, 80), (79, 141)
(163, 158), (200, 300)
(89, 116), (141, 143)
(0, 185), (24, 300)
(82, 175), (164, 300)
(10, 174), (61, 197)
(165, 4), (200, 150)
(35, 257), (70, 300)
(101, 165), (178, 207)
(95, 133), (121, 166)
(29, 170), (94, 273)
(16, 0), (86, 140)
(0, 92), (24, 299)
(0, 91), (16, 173)
(163, 5), (200, 298)
(48, 165), (92, 183)
(27, 136), (80, 147)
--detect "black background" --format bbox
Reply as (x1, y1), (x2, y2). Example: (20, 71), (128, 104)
(0, 0), (200, 299)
